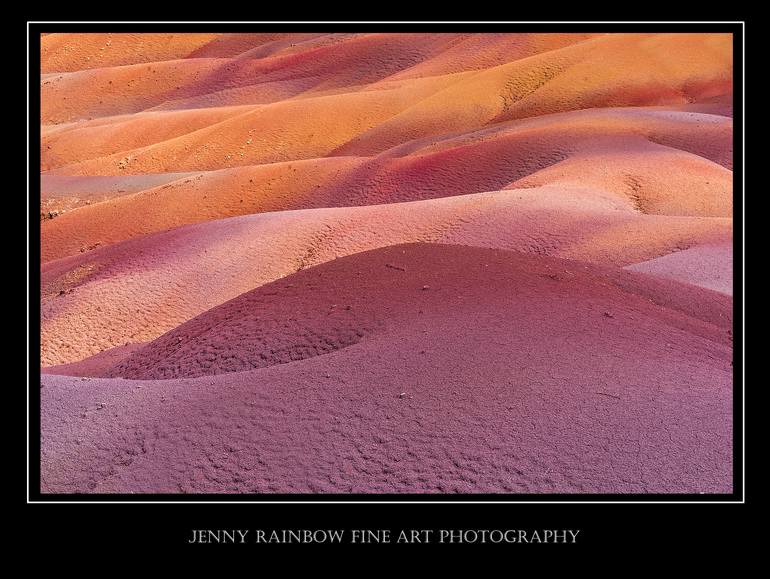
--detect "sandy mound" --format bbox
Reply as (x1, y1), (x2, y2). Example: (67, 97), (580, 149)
(41, 106), (732, 263)
(41, 32), (730, 175)
(41, 244), (732, 494)
(40, 187), (731, 366)
(40, 34), (466, 125)
(106, 242), (731, 381)
(334, 33), (731, 156)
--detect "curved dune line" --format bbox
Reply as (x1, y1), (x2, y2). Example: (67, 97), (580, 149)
(41, 186), (731, 366)
(41, 104), (262, 171)
(41, 33), (731, 170)
(41, 34), (466, 124)
(43, 76), (470, 175)
(40, 32), (220, 73)
(41, 107), (731, 263)
(105, 241), (731, 381)
(41, 71), (475, 172)
(333, 33), (732, 156)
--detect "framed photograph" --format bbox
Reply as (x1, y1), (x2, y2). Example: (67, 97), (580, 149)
(27, 19), (748, 555)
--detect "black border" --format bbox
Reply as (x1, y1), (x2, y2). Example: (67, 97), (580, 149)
(29, 22), (745, 507)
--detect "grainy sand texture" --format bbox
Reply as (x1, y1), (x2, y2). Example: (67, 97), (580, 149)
(40, 32), (733, 494)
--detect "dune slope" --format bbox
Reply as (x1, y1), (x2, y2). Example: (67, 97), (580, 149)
(39, 32), (735, 496)
(41, 244), (732, 494)
(40, 187), (731, 367)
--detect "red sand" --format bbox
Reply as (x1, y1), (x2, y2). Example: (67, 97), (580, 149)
(41, 244), (732, 493)
(40, 188), (731, 366)
(39, 32), (734, 495)
(40, 107), (732, 264)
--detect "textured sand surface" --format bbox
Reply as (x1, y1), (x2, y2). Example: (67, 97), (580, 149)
(41, 108), (732, 263)
(41, 244), (732, 494)
(39, 32), (734, 494)
(625, 243), (733, 295)
(40, 188), (731, 366)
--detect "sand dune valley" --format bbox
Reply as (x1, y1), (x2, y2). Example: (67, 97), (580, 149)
(39, 32), (733, 494)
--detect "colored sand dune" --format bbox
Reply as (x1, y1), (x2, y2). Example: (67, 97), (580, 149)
(39, 32), (733, 494)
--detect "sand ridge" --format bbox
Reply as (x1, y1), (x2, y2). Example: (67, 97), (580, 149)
(40, 187), (731, 366)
